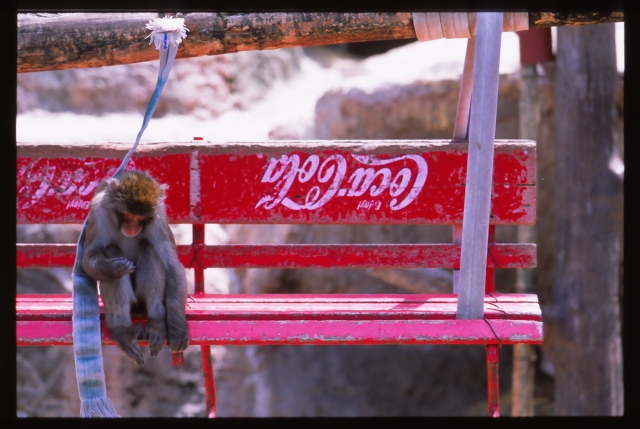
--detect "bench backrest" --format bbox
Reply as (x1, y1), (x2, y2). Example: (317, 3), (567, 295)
(17, 140), (535, 225)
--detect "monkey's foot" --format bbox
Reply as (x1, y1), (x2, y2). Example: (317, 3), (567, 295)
(167, 324), (190, 352)
(145, 318), (167, 357)
(111, 325), (145, 365)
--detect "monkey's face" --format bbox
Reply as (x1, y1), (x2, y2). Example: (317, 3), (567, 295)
(118, 211), (149, 238)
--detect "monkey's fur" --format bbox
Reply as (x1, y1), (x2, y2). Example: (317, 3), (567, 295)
(82, 170), (189, 365)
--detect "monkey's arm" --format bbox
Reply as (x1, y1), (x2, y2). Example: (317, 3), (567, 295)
(81, 211), (135, 281)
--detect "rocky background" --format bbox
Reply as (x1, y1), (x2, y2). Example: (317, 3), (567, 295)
(16, 27), (624, 417)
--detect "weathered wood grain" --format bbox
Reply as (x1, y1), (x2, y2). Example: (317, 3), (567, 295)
(16, 318), (544, 346)
(16, 293), (542, 321)
(548, 22), (623, 416)
(17, 243), (537, 269)
(16, 140), (536, 225)
(18, 12), (415, 73)
(530, 11), (624, 28)
(16, 293), (543, 346)
(17, 12), (623, 73)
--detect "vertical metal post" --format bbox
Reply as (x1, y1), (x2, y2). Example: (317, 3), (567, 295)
(485, 225), (496, 293)
(452, 225), (463, 294)
(193, 224), (206, 295)
(201, 344), (217, 417)
(192, 223), (217, 418)
(486, 344), (500, 417)
(456, 12), (504, 319)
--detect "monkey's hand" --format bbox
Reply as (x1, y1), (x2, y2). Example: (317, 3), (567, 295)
(105, 257), (135, 278)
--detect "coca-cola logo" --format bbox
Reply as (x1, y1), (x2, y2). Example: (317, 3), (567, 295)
(17, 158), (135, 211)
(255, 153), (428, 211)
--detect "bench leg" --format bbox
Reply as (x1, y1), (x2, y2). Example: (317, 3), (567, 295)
(190, 225), (217, 417)
(486, 344), (500, 417)
(172, 351), (185, 366)
(201, 345), (217, 417)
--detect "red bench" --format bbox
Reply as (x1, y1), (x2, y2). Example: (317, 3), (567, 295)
(16, 140), (541, 417)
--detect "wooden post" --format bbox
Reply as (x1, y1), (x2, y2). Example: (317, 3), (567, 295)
(548, 22), (623, 416)
(456, 13), (503, 320)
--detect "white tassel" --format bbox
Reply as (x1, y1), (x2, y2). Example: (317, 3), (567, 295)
(145, 16), (189, 50)
(80, 397), (121, 418)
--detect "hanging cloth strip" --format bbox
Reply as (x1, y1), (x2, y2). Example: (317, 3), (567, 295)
(412, 12), (528, 42)
(71, 15), (188, 418)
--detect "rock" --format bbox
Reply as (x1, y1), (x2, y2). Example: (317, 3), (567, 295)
(314, 74), (520, 140)
(18, 48), (302, 119)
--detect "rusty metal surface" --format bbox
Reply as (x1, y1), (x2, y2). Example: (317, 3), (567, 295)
(517, 28), (554, 65)
(200, 345), (217, 418)
(17, 140), (536, 225)
(486, 344), (501, 417)
(485, 226), (496, 293)
(192, 225), (206, 293)
(171, 351), (185, 367)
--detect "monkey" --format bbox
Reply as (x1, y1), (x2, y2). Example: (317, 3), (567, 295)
(81, 170), (189, 365)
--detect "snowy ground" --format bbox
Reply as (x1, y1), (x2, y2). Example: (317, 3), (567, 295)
(16, 24), (624, 144)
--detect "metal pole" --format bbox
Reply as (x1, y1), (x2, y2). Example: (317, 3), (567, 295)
(456, 12), (504, 320)
(486, 344), (501, 417)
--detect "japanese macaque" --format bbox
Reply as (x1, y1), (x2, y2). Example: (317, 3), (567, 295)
(81, 170), (189, 365)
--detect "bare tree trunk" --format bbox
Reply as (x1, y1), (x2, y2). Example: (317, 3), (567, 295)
(547, 23), (623, 415)
(18, 12), (623, 73)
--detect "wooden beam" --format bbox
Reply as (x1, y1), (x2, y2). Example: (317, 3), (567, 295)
(17, 12), (623, 73)
(17, 293), (544, 346)
(17, 243), (538, 269)
(16, 140), (537, 226)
